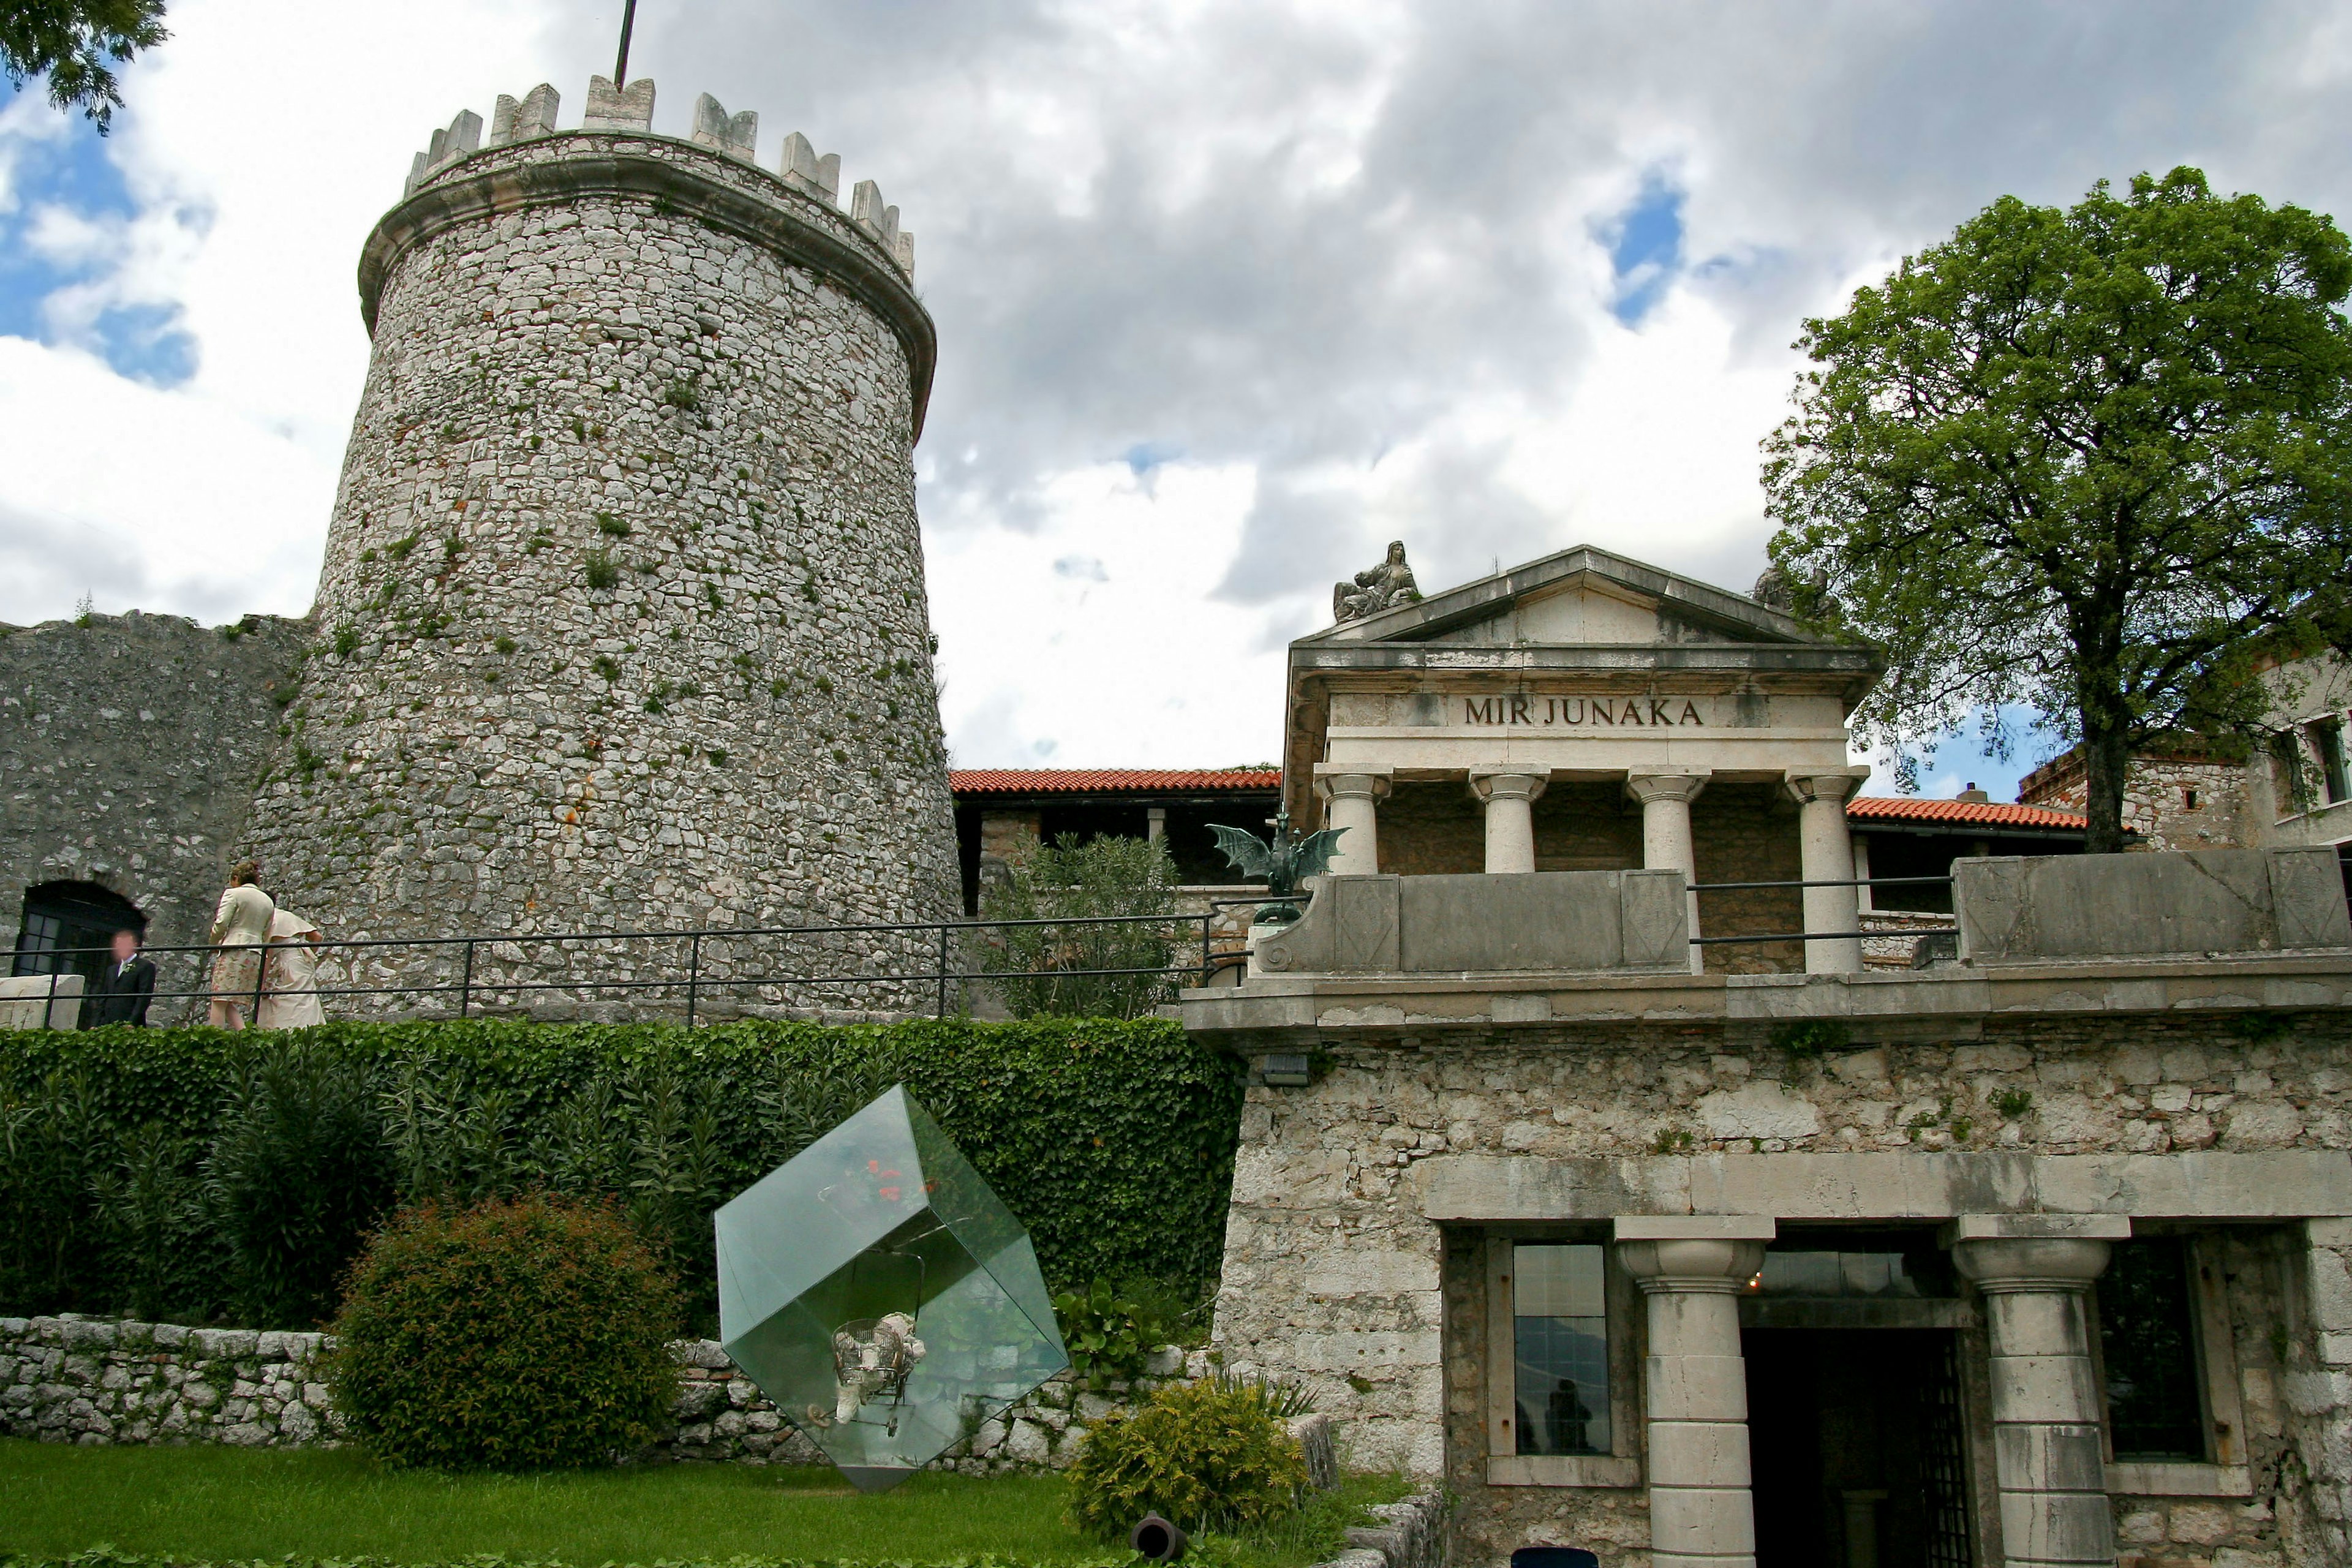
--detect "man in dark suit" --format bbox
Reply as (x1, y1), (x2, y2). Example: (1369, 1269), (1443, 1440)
(86, 929), (157, 1027)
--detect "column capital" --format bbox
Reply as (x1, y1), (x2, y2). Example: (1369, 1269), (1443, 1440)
(1784, 765), (1871, 806)
(1625, 769), (1711, 807)
(1468, 768), (1548, 805)
(1615, 1235), (1768, 1294)
(1951, 1235), (2115, 1294)
(1313, 763), (1392, 804)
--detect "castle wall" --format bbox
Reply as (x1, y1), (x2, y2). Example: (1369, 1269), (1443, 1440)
(247, 119), (959, 1014)
(2019, 747), (2255, 853)
(1208, 1012), (2352, 1566)
(1, 612), (309, 990)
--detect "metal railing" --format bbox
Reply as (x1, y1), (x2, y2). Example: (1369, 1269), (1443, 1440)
(1684, 875), (1957, 949)
(9, 902), (1272, 1027)
(7, 878), (1965, 1025)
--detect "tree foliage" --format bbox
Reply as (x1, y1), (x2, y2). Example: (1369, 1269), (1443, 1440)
(1764, 167), (2352, 850)
(1, 1), (168, 131)
(979, 834), (1188, 1019)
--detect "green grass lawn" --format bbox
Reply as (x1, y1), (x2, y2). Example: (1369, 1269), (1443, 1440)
(0, 1441), (1098, 1563)
(0, 1440), (1408, 1567)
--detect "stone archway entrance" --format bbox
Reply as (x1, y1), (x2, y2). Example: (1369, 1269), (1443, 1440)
(1743, 1327), (1973, 1568)
(12, 880), (148, 995)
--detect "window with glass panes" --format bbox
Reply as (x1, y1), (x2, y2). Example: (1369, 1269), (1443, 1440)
(2098, 1238), (2205, 1461)
(1512, 1243), (1610, 1456)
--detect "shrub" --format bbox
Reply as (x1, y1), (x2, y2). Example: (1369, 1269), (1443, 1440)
(584, 550), (620, 590)
(980, 834), (1186, 1019)
(327, 1194), (681, 1469)
(1054, 1275), (1210, 1388)
(1065, 1376), (1310, 1539)
(205, 1048), (394, 1328)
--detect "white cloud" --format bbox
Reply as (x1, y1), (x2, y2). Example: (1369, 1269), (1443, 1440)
(2, 0), (2349, 773)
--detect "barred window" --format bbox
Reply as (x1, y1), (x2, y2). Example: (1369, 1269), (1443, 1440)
(2098, 1238), (2205, 1461)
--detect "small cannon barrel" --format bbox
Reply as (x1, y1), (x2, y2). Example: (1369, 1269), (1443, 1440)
(1131, 1514), (1188, 1562)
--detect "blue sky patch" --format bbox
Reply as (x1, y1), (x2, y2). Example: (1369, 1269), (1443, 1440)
(1601, 172), (1684, 327)
(0, 112), (200, 386)
(1123, 439), (1183, 477)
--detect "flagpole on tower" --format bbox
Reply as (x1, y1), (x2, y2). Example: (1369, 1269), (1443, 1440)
(614, 0), (639, 85)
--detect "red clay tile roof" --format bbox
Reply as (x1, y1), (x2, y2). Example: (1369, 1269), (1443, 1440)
(948, 771), (2090, 832)
(949, 767), (1282, 795)
(1845, 795), (2088, 831)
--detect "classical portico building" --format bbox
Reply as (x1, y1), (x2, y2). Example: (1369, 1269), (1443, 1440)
(1282, 547), (1879, 976)
(1187, 546), (2352, 1568)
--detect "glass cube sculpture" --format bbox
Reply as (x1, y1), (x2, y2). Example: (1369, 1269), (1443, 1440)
(715, 1084), (1069, 1491)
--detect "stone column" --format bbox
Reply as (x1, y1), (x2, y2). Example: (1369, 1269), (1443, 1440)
(1616, 1216), (1773, 1568)
(1950, 1216), (2125, 1568)
(1627, 771), (1710, 976)
(1785, 768), (1870, 974)
(1314, 764), (1392, 877)
(1469, 770), (1548, 874)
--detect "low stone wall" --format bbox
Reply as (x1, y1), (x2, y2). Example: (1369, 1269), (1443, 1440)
(0, 1318), (337, 1448)
(671, 1336), (1216, 1473)
(1324, 1492), (1449, 1568)
(0, 1314), (1216, 1473)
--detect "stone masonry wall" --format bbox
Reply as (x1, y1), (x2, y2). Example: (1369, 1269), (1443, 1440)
(0, 612), (310, 1001)
(1209, 1011), (2352, 1565)
(247, 125), (959, 1016)
(0, 1313), (1210, 1473)
(2020, 747), (2256, 853)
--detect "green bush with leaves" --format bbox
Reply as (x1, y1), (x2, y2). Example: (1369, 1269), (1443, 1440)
(207, 1048), (396, 1327)
(1065, 1376), (1311, 1540)
(0, 1017), (1241, 1331)
(326, 1194), (680, 1470)
(979, 834), (1188, 1019)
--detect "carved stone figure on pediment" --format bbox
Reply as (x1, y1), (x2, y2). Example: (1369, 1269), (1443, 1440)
(1334, 541), (1422, 623)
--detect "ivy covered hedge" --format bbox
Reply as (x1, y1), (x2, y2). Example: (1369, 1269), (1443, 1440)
(0, 1018), (1242, 1331)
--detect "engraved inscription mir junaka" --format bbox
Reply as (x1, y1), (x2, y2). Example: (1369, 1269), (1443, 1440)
(1464, 695), (1706, 727)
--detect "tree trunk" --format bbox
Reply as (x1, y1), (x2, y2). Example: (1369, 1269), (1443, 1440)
(2079, 719), (2134, 854)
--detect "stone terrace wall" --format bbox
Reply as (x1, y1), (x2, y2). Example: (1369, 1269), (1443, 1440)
(0, 612), (308, 975)
(1208, 1009), (2352, 1564)
(0, 1314), (1212, 1473)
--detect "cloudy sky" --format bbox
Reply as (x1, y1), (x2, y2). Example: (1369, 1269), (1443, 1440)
(4, 1), (2349, 792)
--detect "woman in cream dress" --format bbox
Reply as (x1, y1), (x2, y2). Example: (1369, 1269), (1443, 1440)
(208, 861), (275, 1030)
(258, 910), (327, 1030)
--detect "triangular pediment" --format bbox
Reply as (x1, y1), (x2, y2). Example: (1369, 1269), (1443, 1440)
(1297, 545), (1817, 649)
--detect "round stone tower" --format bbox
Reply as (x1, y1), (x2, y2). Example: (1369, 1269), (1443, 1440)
(249, 76), (959, 1017)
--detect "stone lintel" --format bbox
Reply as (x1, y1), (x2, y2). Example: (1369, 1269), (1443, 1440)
(1418, 1152), (2352, 1224)
(1942, 1213), (2133, 1243)
(1613, 1214), (1776, 1242)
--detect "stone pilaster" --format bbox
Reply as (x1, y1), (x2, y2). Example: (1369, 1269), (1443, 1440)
(1617, 1216), (1773, 1568)
(1950, 1216), (2125, 1568)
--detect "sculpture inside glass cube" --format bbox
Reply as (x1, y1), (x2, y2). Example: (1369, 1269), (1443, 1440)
(715, 1084), (1069, 1491)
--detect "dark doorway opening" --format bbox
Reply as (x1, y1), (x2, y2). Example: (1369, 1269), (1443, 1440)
(12, 881), (148, 995)
(1744, 1329), (1972, 1568)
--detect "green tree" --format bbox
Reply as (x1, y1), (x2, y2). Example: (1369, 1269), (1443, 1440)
(979, 832), (1186, 1019)
(1764, 168), (2352, 851)
(2, 1), (169, 130)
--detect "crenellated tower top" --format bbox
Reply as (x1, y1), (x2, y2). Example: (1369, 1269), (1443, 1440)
(368, 73), (933, 437)
(397, 75), (917, 277)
